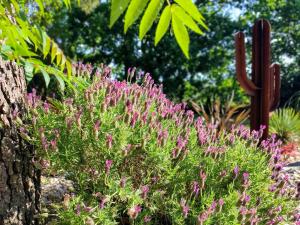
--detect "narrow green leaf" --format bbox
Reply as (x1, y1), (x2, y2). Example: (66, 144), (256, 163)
(63, 0), (71, 8)
(155, 5), (171, 45)
(172, 14), (190, 59)
(124, 0), (150, 33)
(40, 68), (51, 87)
(24, 62), (34, 82)
(44, 36), (51, 59)
(51, 43), (57, 63)
(172, 5), (203, 35)
(174, 0), (208, 30)
(60, 55), (66, 70)
(35, 0), (44, 14)
(54, 75), (65, 91)
(56, 51), (62, 65)
(41, 31), (47, 58)
(110, 0), (131, 28)
(66, 60), (72, 78)
(139, 0), (164, 40)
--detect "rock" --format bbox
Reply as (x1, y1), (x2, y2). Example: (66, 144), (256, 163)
(40, 175), (75, 225)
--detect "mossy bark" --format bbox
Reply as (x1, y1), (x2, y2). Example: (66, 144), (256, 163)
(0, 59), (40, 224)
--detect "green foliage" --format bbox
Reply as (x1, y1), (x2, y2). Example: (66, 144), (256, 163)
(0, 0), (72, 90)
(154, 5), (171, 45)
(139, 0), (164, 40)
(270, 108), (300, 144)
(109, 0), (207, 58)
(26, 67), (295, 224)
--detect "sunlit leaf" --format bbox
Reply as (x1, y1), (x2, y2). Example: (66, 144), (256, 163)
(42, 31), (51, 59)
(124, 0), (150, 33)
(24, 62), (34, 82)
(40, 67), (51, 87)
(139, 0), (164, 40)
(56, 51), (62, 65)
(110, 0), (131, 28)
(51, 43), (57, 63)
(35, 0), (44, 14)
(172, 13), (190, 59)
(174, 0), (208, 30)
(155, 5), (171, 45)
(172, 5), (203, 35)
(66, 60), (72, 78)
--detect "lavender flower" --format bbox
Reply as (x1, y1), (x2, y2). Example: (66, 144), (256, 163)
(218, 198), (224, 212)
(106, 134), (113, 149)
(233, 166), (239, 179)
(199, 170), (207, 189)
(128, 205), (142, 219)
(192, 181), (200, 196)
(99, 197), (108, 209)
(105, 160), (113, 174)
(180, 199), (190, 218)
(198, 212), (208, 225)
(93, 120), (101, 139)
(141, 185), (150, 199)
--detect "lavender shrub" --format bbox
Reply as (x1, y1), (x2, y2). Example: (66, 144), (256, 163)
(25, 64), (297, 224)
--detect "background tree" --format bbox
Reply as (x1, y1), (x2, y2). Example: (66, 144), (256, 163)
(41, 0), (299, 106)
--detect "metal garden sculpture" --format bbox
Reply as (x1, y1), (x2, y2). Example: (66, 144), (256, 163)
(235, 19), (281, 140)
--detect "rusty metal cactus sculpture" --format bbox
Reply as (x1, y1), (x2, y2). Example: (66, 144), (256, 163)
(235, 19), (281, 140)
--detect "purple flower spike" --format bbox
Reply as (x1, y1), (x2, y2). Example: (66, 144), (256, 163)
(192, 181), (200, 196)
(141, 185), (150, 199)
(43, 102), (50, 113)
(99, 197), (108, 209)
(182, 205), (189, 218)
(106, 134), (113, 149)
(244, 195), (251, 203)
(198, 212), (208, 225)
(218, 198), (224, 212)
(105, 160), (113, 174)
(120, 177), (126, 188)
(233, 166), (239, 179)
(128, 205), (142, 219)
(180, 199), (189, 218)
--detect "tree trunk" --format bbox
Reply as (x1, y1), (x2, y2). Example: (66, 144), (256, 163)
(0, 58), (40, 224)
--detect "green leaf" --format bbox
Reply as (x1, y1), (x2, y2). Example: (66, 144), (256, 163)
(155, 5), (171, 45)
(172, 5), (203, 35)
(51, 43), (57, 63)
(66, 60), (72, 78)
(110, 0), (131, 28)
(40, 68), (51, 87)
(174, 0), (208, 30)
(55, 75), (65, 91)
(56, 51), (62, 66)
(43, 35), (51, 59)
(63, 0), (71, 8)
(172, 13), (190, 59)
(139, 0), (164, 40)
(35, 0), (44, 15)
(24, 62), (34, 82)
(124, 0), (150, 33)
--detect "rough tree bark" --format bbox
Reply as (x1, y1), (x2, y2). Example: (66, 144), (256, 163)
(0, 58), (40, 225)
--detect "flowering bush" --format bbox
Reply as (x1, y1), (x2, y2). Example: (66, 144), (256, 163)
(25, 65), (296, 224)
